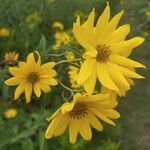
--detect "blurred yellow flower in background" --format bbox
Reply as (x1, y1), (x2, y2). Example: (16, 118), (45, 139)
(0, 28), (10, 37)
(52, 21), (64, 30)
(65, 51), (75, 60)
(68, 65), (80, 88)
(25, 12), (41, 30)
(4, 52), (19, 63)
(45, 93), (120, 144)
(73, 2), (145, 95)
(4, 108), (17, 119)
(145, 10), (150, 16)
(53, 32), (70, 49)
(5, 52), (58, 103)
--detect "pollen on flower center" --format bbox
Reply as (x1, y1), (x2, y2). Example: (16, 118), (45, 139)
(69, 103), (87, 119)
(96, 44), (111, 62)
(27, 72), (39, 84)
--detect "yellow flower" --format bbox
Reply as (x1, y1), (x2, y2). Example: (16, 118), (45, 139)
(5, 52), (58, 103)
(65, 51), (75, 60)
(45, 93), (120, 144)
(4, 52), (19, 63)
(68, 65), (80, 88)
(53, 32), (70, 49)
(146, 10), (150, 16)
(73, 3), (145, 95)
(0, 28), (10, 37)
(4, 108), (17, 119)
(52, 21), (64, 30)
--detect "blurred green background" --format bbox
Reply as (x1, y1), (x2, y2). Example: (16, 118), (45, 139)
(0, 0), (150, 149)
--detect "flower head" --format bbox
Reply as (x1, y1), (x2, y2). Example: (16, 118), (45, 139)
(4, 108), (17, 119)
(5, 52), (58, 103)
(73, 3), (145, 94)
(0, 28), (10, 37)
(4, 52), (19, 63)
(65, 51), (75, 60)
(45, 93), (120, 144)
(53, 32), (70, 49)
(52, 21), (64, 30)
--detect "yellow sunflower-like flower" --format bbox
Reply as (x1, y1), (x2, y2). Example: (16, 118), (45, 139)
(45, 93), (120, 144)
(4, 52), (19, 63)
(5, 52), (58, 103)
(52, 21), (64, 30)
(68, 65), (80, 88)
(0, 28), (10, 37)
(73, 3), (146, 94)
(4, 108), (17, 119)
(65, 51), (75, 60)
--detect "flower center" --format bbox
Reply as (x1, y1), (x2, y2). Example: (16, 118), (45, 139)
(69, 103), (87, 119)
(96, 44), (111, 62)
(27, 72), (39, 84)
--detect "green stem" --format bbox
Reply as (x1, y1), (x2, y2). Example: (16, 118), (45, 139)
(0, 122), (45, 147)
(55, 58), (81, 66)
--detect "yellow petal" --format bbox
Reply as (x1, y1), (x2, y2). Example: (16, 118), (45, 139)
(39, 82), (51, 93)
(78, 118), (92, 140)
(77, 58), (96, 84)
(109, 54), (146, 68)
(82, 9), (95, 40)
(61, 101), (75, 114)
(69, 119), (79, 144)
(100, 109), (120, 119)
(27, 53), (35, 65)
(14, 82), (26, 100)
(118, 65), (144, 79)
(34, 83), (41, 97)
(87, 111), (103, 131)
(111, 37), (145, 54)
(104, 10), (124, 40)
(86, 94), (109, 103)
(46, 109), (61, 122)
(89, 108), (115, 126)
(5, 77), (24, 86)
(73, 25), (97, 56)
(25, 83), (32, 103)
(45, 115), (62, 139)
(97, 63), (118, 91)
(42, 78), (58, 86)
(83, 66), (97, 95)
(54, 114), (70, 137)
(107, 24), (130, 44)
(95, 2), (110, 43)
(106, 62), (130, 89)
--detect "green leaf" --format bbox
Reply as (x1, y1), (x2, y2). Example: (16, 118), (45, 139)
(21, 139), (34, 150)
(36, 35), (47, 53)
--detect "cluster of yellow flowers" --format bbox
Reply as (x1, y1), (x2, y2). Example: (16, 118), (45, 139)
(52, 21), (70, 49)
(3, 3), (145, 144)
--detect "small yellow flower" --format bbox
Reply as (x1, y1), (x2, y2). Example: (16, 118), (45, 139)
(146, 10), (150, 16)
(73, 2), (145, 95)
(4, 108), (17, 119)
(53, 32), (70, 49)
(52, 21), (64, 30)
(68, 65), (80, 88)
(5, 52), (58, 103)
(0, 28), (10, 37)
(25, 12), (41, 29)
(4, 52), (19, 63)
(65, 51), (75, 60)
(45, 93), (120, 144)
